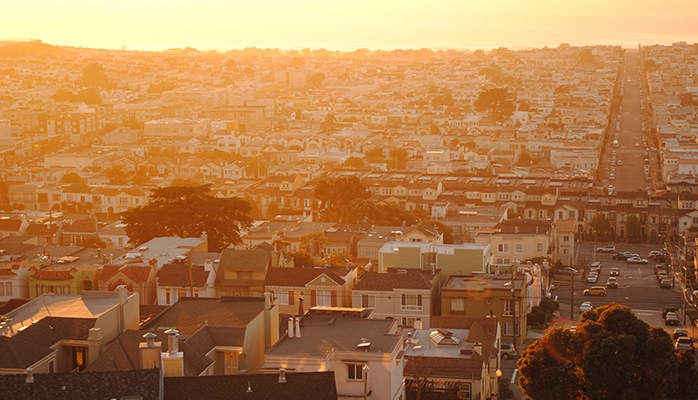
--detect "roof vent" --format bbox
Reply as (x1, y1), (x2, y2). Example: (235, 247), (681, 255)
(278, 368), (286, 383)
(357, 342), (372, 350)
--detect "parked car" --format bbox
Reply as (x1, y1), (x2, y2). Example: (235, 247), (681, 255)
(500, 343), (517, 359)
(612, 253), (629, 260)
(583, 286), (606, 296)
(662, 307), (677, 319)
(675, 337), (694, 351)
(587, 273), (599, 283)
(627, 256), (649, 264)
(606, 277), (619, 288)
(589, 261), (602, 272)
(609, 268), (620, 276)
(665, 312), (680, 326)
(659, 278), (672, 288)
(597, 245), (616, 253)
(673, 328), (689, 340)
(580, 301), (593, 313)
(654, 264), (666, 274)
(657, 273), (668, 282)
(653, 254), (667, 262)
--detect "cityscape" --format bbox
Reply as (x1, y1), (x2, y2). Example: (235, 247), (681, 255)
(3, 3), (698, 400)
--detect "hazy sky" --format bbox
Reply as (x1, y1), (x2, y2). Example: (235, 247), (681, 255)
(3, 0), (698, 51)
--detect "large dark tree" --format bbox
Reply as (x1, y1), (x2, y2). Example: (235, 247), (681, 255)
(121, 185), (252, 252)
(313, 176), (370, 222)
(474, 87), (516, 125)
(518, 303), (698, 400)
(626, 214), (643, 243)
(82, 63), (109, 88)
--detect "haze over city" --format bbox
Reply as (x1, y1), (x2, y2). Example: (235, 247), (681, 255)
(4, 1), (698, 400)
(3, 0), (698, 51)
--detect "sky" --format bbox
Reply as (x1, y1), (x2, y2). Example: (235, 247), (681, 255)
(3, 0), (698, 52)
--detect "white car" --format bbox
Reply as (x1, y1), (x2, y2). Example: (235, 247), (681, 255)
(580, 302), (593, 312)
(627, 256), (648, 264)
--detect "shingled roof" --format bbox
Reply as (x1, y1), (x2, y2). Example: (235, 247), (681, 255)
(265, 266), (347, 287)
(157, 262), (210, 287)
(0, 368), (161, 400)
(86, 329), (213, 376)
(141, 297), (266, 336)
(164, 371), (338, 400)
(0, 336), (54, 369)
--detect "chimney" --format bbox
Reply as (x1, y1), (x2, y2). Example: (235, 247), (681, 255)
(264, 292), (272, 310)
(294, 317), (301, 338)
(413, 319), (423, 330)
(271, 247), (279, 268)
(139, 332), (162, 370)
(278, 368), (287, 383)
(25, 367), (33, 383)
(87, 327), (103, 366)
(297, 296), (304, 316)
(288, 317), (295, 338)
(162, 329), (184, 377)
(204, 259), (213, 272)
(473, 342), (482, 356)
(116, 285), (128, 304)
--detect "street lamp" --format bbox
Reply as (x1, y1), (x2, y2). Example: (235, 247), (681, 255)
(363, 364), (370, 400)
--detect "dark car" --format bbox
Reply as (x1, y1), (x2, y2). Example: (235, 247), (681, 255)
(653, 255), (667, 262)
(662, 307), (677, 319)
(612, 253), (629, 260)
(673, 328), (689, 340)
(665, 312), (680, 326)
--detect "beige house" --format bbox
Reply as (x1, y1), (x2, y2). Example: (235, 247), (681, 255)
(351, 269), (441, 328)
(0, 287), (139, 374)
(476, 219), (552, 267)
(262, 307), (405, 400)
(265, 266), (357, 317)
(553, 219), (577, 267)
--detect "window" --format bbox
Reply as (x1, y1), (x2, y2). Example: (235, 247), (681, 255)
(347, 364), (364, 381)
(498, 244), (509, 253)
(361, 294), (376, 308)
(503, 298), (520, 317)
(451, 297), (465, 311)
(316, 290), (331, 307)
(276, 291), (289, 305)
(563, 235), (570, 242)
(459, 382), (472, 399)
(503, 321), (521, 336)
(401, 294), (422, 311)
(516, 244), (523, 254)
(537, 243), (543, 252)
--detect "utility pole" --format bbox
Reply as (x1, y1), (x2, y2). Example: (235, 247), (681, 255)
(570, 271), (575, 321)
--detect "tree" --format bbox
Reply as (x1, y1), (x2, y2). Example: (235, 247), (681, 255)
(132, 168), (149, 186)
(313, 176), (370, 222)
(590, 213), (611, 240)
(474, 87), (515, 125)
(120, 185), (252, 252)
(364, 147), (385, 164)
(343, 156), (365, 168)
(627, 214), (643, 243)
(388, 147), (409, 170)
(298, 231), (330, 258)
(427, 220), (454, 244)
(518, 303), (696, 400)
(309, 72), (325, 88)
(82, 63), (109, 88)
(60, 172), (86, 185)
(245, 156), (267, 178)
(105, 165), (128, 185)
(76, 87), (102, 104)
(265, 201), (281, 220)
(0, 177), (10, 211)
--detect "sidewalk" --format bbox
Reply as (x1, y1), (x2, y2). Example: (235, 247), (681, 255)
(505, 305), (573, 400)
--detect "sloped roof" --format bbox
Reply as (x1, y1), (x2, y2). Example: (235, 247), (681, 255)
(142, 297), (266, 336)
(86, 329), (212, 376)
(163, 371), (338, 400)
(185, 325), (247, 354)
(0, 368), (161, 400)
(121, 265), (154, 284)
(13, 316), (97, 347)
(265, 267), (346, 287)
(157, 263), (210, 287)
(0, 336), (53, 369)
(30, 268), (76, 281)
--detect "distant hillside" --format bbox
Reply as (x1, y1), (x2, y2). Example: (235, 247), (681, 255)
(0, 40), (66, 57)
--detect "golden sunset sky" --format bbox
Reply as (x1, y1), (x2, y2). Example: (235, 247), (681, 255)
(3, 0), (698, 51)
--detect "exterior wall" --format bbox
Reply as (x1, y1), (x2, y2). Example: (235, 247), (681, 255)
(489, 233), (549, 265)
(352, 288), (432, 328)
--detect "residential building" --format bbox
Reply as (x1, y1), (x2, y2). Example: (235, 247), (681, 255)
(352, 268), (441, 328)
(262, 307), (405, 400)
